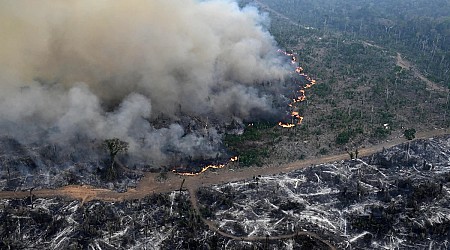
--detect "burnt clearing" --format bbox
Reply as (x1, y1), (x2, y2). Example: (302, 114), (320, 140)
(1, 135), (450, 249)
(197, 135), (450, 249)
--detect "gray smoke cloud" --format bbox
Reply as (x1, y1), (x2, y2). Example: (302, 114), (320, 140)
(0, 0), (289, 166)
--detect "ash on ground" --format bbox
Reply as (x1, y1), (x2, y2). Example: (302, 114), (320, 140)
(197, 135), (450, 249)
(0, 137), (142, 192)
(2, 136), (450, 249)
(0, 192), (323, 250)
(0, 192), (205, 249)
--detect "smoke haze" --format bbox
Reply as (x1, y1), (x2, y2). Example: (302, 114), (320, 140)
(0, 0), (289, 166)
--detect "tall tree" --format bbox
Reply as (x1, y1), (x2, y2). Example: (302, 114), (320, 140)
(103, 138), (129, 180)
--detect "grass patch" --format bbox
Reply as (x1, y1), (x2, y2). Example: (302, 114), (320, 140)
(224, 122), (278, 167)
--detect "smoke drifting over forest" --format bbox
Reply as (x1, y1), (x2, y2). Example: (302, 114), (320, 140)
(0, 0), (289, 165)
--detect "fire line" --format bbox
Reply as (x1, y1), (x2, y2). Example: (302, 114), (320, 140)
(174, 51), (317, 175)
(278, 50), (316, 128)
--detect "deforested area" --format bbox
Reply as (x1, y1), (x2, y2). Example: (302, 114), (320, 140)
(1, 0), (450, 249)
(198, 135), (450, 249)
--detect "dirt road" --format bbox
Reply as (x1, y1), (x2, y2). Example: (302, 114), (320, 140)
(1, 128), (448, 202)
(0, 128), (447, 248)
(253, 0), (315, 31)
(2, 52), (443, 203)
(396, 53), (448, 93)
(188, 187), (337, 249)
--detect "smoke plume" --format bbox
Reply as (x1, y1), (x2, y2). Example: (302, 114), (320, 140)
(0, 0), (289, 166)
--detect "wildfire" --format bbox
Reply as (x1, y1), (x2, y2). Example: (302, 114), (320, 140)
(278, 122), (295, 128)
(172, 156), (238, 176)
(295, 67), (303, 73)
(173, 50), (317, 175)
(278, 51), (317, 128)
(173, 164), (225, 176)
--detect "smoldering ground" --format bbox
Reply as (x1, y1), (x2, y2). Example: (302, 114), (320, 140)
(0, 0), (290, 167)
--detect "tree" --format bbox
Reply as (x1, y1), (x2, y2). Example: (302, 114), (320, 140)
(403, 128), (416, 140)
(2, 158), (11, 181)
(104, 138), (129, 162)
(103, 138), (129, 180)
(336, 131), (351, 145)
(347, 151), (354, 160)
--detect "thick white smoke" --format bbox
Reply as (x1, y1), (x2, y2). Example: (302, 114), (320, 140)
(0, 0), (289, 166)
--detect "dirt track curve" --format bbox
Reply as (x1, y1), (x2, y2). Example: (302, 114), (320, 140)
(396, 53), (448, 93)
(188, 187), (337, 250)
(2, 5), (447, 246)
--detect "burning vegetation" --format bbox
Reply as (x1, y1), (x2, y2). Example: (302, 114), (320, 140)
(278, 50), (317, 128)
(0, 0), (296, 176)
(172, 50), (318, 175)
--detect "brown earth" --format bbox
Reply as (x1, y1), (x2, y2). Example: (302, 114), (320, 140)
(1, 128), (447, 202)
(1, 4), (447, 247)
(396, 52), (448, 93)
(0, 128), (447, 249)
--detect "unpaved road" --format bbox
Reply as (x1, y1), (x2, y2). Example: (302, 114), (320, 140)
(253, 0), (315, 31)
(188, 187), (337, 250)
(0, 129), (447, 249)
(1, 5), (447, 246)
(1, 128), (448, 202)
(396, 53), (448, 93)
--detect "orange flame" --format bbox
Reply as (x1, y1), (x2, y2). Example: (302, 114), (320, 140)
(173, 156), (238, 176)
(173, 164), (225, 176)
(278, 51), (317, 129)
(278, 122), (295, 128)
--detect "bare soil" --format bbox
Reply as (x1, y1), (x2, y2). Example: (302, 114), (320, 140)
(396, 52), (448, 93)
(0, 128), (447, 203)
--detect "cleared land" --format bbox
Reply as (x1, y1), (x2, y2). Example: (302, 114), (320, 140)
(0, 128), (447, 202)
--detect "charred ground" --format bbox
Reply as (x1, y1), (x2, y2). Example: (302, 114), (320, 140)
(1, 135), (450, 249)
(1, 0), (450, 249)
